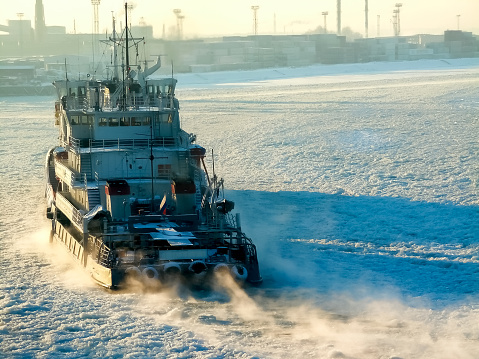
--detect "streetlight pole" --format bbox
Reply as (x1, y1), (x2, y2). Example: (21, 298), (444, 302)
(173, 9), (183, 40)
(364, 0), (369, 39)
(395, 3), (402, 36)
(322, 11), (328, 34)
(393, 9), (399, 36)
(91, 0), (101, 34)
(16, 13), (24, 56)
(251, 6), (259, 35)
(337, 0), (341, 35)
(377, 14), (380, 37)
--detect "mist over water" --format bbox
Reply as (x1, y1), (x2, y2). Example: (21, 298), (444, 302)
(1, 61), (478, 358)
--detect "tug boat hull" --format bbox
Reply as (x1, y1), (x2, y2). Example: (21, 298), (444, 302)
(44, 3), (261, 290)
(49, 218), (261, 289)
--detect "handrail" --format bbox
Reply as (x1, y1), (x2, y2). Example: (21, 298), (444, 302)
(55, 192), (85, 233)
(89, 235), (113, 268)
(110, 85), (123, 109)
(56, 77), (178, 112)
(54, 158), (80, 187)
(67, 92), (176, 112)
(68, 136), (177, 151)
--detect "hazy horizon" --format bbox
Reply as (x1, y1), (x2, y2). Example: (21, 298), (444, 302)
(2, 0), (479, 39)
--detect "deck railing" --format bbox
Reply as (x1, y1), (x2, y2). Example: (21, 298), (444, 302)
(55, 192), (85, 233)
(88, 235), (113, 268)
(54, 158), (80, 187)
(64, 90), (175, 112)
(68, 136), (177, 151)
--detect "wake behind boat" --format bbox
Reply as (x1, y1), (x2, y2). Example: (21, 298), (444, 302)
(44, 3), (261, 289)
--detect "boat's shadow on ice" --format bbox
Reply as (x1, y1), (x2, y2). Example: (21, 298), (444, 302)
(227, 190), (478, 308)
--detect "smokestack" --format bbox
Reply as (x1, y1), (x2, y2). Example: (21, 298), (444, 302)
(35, 0), (46, 41)
(337, 0), (341, 35)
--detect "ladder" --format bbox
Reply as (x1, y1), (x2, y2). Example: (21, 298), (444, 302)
(87, 188), (101, 210)
(177, 151), (189, 175)
(80, 154), (93, 180)
(194, 169), (203, 211)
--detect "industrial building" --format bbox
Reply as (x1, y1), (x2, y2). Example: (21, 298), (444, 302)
(0, 0), (478, 76)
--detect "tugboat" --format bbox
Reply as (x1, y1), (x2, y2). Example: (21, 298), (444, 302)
(44, 3), (261, 289)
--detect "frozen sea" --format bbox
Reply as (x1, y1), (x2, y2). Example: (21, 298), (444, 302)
(0, 59), (478, 358)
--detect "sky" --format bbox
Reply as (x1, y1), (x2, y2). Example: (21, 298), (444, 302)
(2, 0), (479, 38)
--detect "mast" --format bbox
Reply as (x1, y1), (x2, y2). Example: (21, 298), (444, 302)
(112, 14), (119, 80)
(125, 2), (130, 80)
(149, 123), (155, 213)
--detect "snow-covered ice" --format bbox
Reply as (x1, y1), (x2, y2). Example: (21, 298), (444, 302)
(0, 58), (478, 358)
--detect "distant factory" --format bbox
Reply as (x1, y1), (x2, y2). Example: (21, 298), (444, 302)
(0, 0), (478, 76)
(0, 0), (66, 42)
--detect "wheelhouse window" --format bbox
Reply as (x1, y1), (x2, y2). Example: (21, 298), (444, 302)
(81, 115), (93, 125)
(78, 87), (86, 97)
(70, 115), (80, 125)
(69, 114), (93, 125)
(98, 116), (153, 127)
(142, 117), (151, 126)
(109, 118), (119, 126)
(120, 117), (130, 126)
(131, 117), (141, 126)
